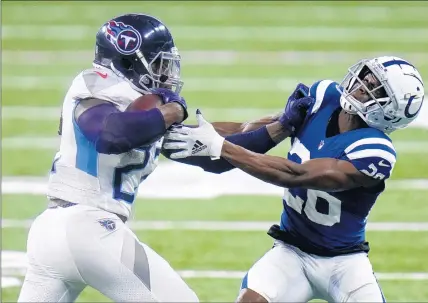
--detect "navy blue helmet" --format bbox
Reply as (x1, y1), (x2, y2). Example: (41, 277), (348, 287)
(94, 13), (183, 94)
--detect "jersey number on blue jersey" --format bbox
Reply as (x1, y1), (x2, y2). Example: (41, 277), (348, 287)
(285, 138), (342, 227)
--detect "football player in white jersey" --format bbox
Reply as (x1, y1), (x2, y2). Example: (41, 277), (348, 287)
(163, 56), (425, 302)
(17, 13), (198, 303)
(18, 13), (297, 303)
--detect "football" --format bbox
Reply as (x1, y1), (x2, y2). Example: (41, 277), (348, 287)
(126, 94), (163, 112)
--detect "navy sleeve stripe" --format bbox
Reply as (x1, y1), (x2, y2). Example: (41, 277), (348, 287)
(346, 149), (396, 165)
(345, 138), (395, 154)
(346, 143), (396, 158)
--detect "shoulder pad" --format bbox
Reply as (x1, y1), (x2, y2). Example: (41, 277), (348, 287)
(72, 68), (142, 111)
(81, 68), (121, 95)
(308, 80), (341, 114)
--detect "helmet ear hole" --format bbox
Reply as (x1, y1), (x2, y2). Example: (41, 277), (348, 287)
(119, 57), (133, 70)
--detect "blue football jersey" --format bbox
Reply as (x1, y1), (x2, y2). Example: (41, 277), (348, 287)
(279, 80), (397, 253)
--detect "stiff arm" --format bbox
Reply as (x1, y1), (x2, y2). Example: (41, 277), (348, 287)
(203, 112), (282, 137)
(221, 142), (388, 191)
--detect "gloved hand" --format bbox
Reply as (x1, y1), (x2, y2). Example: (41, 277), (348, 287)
(150, 88), (188, 120)
(163, 109), (225, 159)
(278, 83), (314, 136)
(289, 83), (310, 100)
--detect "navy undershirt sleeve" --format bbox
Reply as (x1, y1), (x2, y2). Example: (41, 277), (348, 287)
(76, 103), (166, 154)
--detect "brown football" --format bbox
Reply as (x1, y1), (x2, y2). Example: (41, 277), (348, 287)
(126, 94), (163, 112)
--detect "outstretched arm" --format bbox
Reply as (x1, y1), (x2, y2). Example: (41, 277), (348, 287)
(210, 112), (282, 136)
(220, 142), (381, 191)
(165, 107), (393, 190)
(163, 83), (313, 173)
(161, 120), (288, 174)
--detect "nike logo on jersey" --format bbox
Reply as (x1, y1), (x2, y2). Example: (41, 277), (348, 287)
(95, 71), (108, 79)
(378, 160), (390, 167)
(192, 140), (207, 155)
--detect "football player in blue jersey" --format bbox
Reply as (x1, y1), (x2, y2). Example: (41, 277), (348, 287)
(163, 56), (425, 302)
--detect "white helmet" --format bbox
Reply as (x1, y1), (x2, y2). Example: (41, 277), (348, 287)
(338, 56), (425, 134)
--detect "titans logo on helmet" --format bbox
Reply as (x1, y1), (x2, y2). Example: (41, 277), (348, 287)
(105, 21), (142, 55)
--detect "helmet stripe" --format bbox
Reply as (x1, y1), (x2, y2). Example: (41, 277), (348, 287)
(382, 59), (415, 69)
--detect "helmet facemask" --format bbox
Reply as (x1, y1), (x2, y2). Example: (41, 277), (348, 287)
(109, 47), (183, 95)
(136, 47), (183, 94)
(338, 59), (400, 133)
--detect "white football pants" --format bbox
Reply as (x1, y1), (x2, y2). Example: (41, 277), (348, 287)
(18, 204), (199, 302)
(240, 240), (386, 302)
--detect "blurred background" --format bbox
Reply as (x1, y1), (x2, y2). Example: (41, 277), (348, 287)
(2, 1), (428, 302)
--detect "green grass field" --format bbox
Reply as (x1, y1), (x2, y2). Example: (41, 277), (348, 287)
(2, 1), (428, 302)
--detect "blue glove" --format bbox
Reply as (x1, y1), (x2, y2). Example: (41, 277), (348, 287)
(289, 83), (310, 100)
(279, 85), (314, 136)
(150, 88), (188, 120)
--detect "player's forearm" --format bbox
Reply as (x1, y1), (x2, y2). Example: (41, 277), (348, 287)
(161, 149), (235, 174)
(266, 121), (291, 143)
(202, 113), (282, 137)
(211, 122), (246, 137)
(241, 112), (282, 134)
(221, 141), (307, 188)
(97, 109), (167, 154)
(77, 104), (167, 154)
(158, 102), (185, 128)
(212, 118), (288, 145)
(221, 143), (354, 191)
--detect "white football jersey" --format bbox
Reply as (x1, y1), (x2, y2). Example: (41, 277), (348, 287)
(47, 66), (163, 219)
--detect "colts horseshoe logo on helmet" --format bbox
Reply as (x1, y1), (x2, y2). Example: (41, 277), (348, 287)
(105, 21), (142, 55)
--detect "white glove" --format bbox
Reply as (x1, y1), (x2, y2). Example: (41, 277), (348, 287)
(163, 109), (225, 159)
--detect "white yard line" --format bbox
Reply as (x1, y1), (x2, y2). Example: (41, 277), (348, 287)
(2, 160), (428, 199)
(2, 76), (315, 91)
(2, 136), (427, 154)
(178, 271), (428, 281)
(6, 5), (428, 23)
(1, 277), (22, 288)
(4, 50), (428, 66)
(3, 25), (427, 42)
(2, 219), (428, 231)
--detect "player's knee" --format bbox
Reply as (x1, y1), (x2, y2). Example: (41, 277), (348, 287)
(236, 288), (269, 303)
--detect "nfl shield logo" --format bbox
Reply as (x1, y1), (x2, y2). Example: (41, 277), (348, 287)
(98, 219), (116, 231)
(318, 140), (325, 150)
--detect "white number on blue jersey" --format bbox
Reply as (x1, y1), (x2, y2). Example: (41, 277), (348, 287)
(285, 138), (342, 226)
(284, 188), (342, 227)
